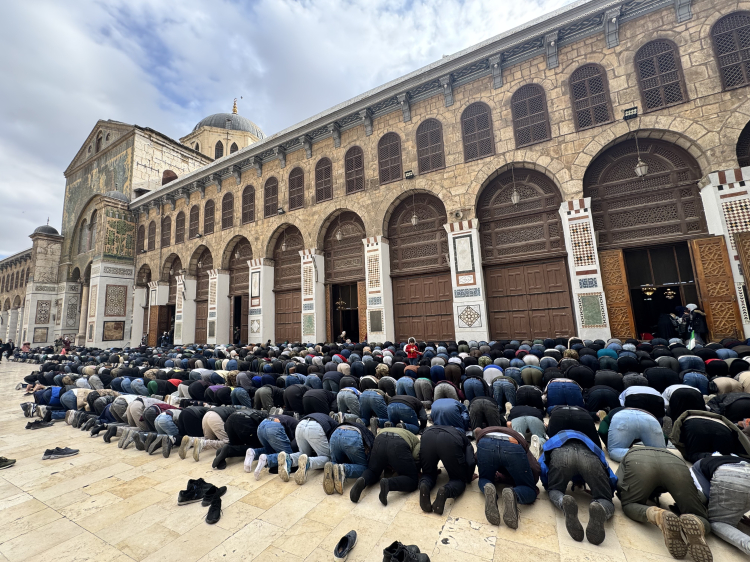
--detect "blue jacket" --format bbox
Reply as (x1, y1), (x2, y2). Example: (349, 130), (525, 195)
(539, 430), (617, 492)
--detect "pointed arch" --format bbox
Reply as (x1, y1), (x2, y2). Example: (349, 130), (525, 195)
(214, 140), (224, 159)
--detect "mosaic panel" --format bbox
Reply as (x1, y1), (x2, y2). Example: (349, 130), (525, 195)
(104, 285), (127, 317)
(368, 296), (382, 306)
(303, 266), (314, 297)
(578, 277), (598, 289)
(89, 285), (97, 318)
(66, 295), (78, 328)
(104, 212), (135, 259)
(302, 313), (315, 335)
(368, 309), (384, 333)
(367, 254), (381, 289)
(102, 320), (125, 341)
(569, 221), (596, 267)
(454, 288), (481, 299)
(249, 308), (262, 315)
(303, 303), (314, 311)
(103, 267), (133, 276)
(722, 198), (750, 249)
(35, 300), (51, 324)
(578, 292), (607, 327)
(208, 279), (217, 307)
(457, 304), (481, 328)
(250, 319), (261, 333)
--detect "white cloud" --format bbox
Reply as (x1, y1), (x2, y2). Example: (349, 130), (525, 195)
(0, 0), (573, 257)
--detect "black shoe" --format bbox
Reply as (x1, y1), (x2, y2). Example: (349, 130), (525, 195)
(81, 417), (97, 432)
(43, 408), (53, 424)
(20, 403), (32, 417)
(26, 420), (52, 430)
(132, 432), (147, 451)
(205, 497), (222, 524)
(212, 445), (231, 470)
(379, 479), (389, 506)
(42, 447), (79, 460)
(562, 495), (584, 542)
(177, 478), (211, 505)
(586, 501), (607, 546)
(432, 487), (447, 516)
(103, 425), (118, 443)
(162, 436), (173, 458)
(350, 477), (366, 503)
(502, 488), (519, 530)
(201, 485), (227, 507)
(383, 542), (420, 562)
(419, 481), (432, 513)
(483, 483), (501, 526)
(90, 424), (105, 437)
(334, 530), (357, 562)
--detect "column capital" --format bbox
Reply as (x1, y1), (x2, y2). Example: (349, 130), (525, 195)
(248, 258), (274, 268)
(559, 198), (591, 214)
(299, 248), (323, 259)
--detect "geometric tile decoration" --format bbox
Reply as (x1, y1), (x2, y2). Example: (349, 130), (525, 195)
(303, 303), (315, 311)
(66, 295), (78, 328)
(454, 287), (481, 298)
(457, 274), (475, 285)
(104, 285), (127, 317)
(302, 313), (315, 336)
(209, 279), (217, 307)
(367, 296), (382, 306)
(569, 221), (596, 267)
(457, 304), (481, 328)
(250, 319), (261, 333)
(722, 199), (750, 250)
(89, 285), (98, 317)
(175, 314), (182, 321)
(102, 321), (125, 341)
(737, 282), (750, 324)
(367, 254), (381, 289)
(303, 266), (314, 297)
(102, 267), (133, 276)
(35, 300), (51, 324)
(578, 277), (598, 289)
(578, 292), (607, 328)
(208, 311), (216, 318)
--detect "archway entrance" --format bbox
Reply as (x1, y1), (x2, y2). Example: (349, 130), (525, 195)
(228, 238), (252, 344)
(585, 137), (742, 340)
(194, 248), (213, 344)
(478, 168), (574, 340)
(324, 211), (366, 342)
(388, 193), (454, 342)
(274, 225), (303, 343)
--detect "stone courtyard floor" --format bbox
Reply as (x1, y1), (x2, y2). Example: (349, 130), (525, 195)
(0, 361), (746, 562)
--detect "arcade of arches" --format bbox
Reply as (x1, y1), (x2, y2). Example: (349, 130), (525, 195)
(133, 136), (748, 346)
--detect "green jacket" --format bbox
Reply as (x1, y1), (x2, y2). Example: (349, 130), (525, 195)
(379, 427), (420, 460)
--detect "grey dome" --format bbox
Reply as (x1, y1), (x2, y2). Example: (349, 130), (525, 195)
(33, 225), (59, 235)
(193, 113), (264, 139)
(104, 190), (130, 203)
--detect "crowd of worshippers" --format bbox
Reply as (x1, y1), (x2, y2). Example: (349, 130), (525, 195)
(14, 336), (750, 561)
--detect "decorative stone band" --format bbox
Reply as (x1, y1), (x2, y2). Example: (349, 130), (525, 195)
(709, 167), (750, 189)
(564, 198), (587, 213)
(299, 248), (322, 260)
(248, 258), (273, 268)
(363, 236), (387, 248)
(446, 220), (476, 232)
(207, 269), (228, 278)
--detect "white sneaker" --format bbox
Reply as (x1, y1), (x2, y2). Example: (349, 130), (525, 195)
(254, 454), (268, 480)
(178, 436), (194, 460)
(244, 448), (256, 473)
(505, 402), (512, 416)
(192, 438), (204, 462)
(278, 451), (290, 482)
(530, 435), (542, 460)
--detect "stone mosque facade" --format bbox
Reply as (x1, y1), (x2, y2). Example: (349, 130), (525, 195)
(5, 0), (750, 348)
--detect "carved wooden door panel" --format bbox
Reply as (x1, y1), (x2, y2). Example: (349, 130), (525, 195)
(147, 305), (159, 347)
(357, 281), (367, 342)
(598, 249), (636, 339)
(240, 295), (249, 344)
(195, 301), (208, 344)
(690, 236), (743, 340)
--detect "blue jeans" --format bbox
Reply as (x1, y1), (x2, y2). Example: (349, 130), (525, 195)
(682, 372), (709, 395)
(121, 378), (134, 394)
(285, 375), (305, 388)
(430, 398), (469, 432)
(493, 380), (516, 406)
(360, 391), (388, 427)
(131, 379), (150, 396)
(464, 378), (486, 401)
(396, 377), (416, 397)
(322, 380), (340, 392)
(387, 402), (420, 434)
(231, 387), (254, 408)
(330, 427), (368, 478)
(477, 437), (537, 504)
(60, 390), (78, 411)
(304, 375), (323, 389)
(546, 382), (584, 413)
(154, 413), (179, 436)
(607, 409), (665, 462)
(254, 418), (293, 468)
(408, 358), (418, 366)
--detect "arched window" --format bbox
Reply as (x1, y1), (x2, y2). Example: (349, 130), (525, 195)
(264, 177), (278, 218)
(461, 102), (494, 161)
(242, 186), (255, 224)
(215, 141), (224, 159)
(24, 269), (28, 286)
(416, 119), (445, 174)
(78, 220), (88, 254)
(511, 85), (551, 148)
(14, 272), (18, 290)
(136, 224), (145, 252)
(175, 212), (185, 244)
(221, 193), (234, 229)
(635, 39), (687, 111)
(378, 133), (402, 185)
(570, 64), (613, 131)
(345, 147), (365, 194)
(189, 206), (200, 239)
(230, 142), (239, 154)
(194, 142), (200, 152)
(713, 12), (750, 90)
(289, 167), (304, 210)
(147, 221), (156, 251)
(161, 216), (171, 247)
(88, 211), (97, 252)
(315, 158), (333, 202)
(95, 135), (103, 153)
(19, 270), (24, 287)
(204, 200), (215, 235)
(162, 170), (178, 185)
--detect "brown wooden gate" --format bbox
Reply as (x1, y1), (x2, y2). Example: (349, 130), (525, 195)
(195, 301), (208, 344)
(393, 273), (454, 342)
(147, 305), (159, 347)
(275, 289), (301, 342)
(690, 236), (743, 341)
(484, 259), (575, 340)
(598, 249), (637, 339)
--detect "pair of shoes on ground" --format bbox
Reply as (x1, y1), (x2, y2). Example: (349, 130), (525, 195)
(176, 478), (226, 524)
(382, 540), (429, 562)
(648, 506), (713, 562)
(323, 462), (347, 495)
(42, 447), (78, 460)
(418, 482), (449, 515)
(561, 495), (607, 546)
(483, 484), (521, 530)
(0, 457), (16, 470)
(25, 419), (52, 430)
(278, 452), (311, 485)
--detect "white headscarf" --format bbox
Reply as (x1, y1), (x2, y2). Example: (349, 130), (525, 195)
(686, 303), (698, 311)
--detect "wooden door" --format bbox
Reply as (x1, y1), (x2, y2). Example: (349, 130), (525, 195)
(357, 281), (367, 342)
(393, 273), (455, 342)
(599, 249), (637, 339)
(240, 295), (249, 344)
(275, 289), (301, 343)
(157, 306), (170, 342)
(690, 236), (743, 340)
(195, 301), (208, 344)
(147, 305), (159, 347)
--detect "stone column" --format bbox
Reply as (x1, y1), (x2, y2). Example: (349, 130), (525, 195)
(176, 276), (196, 345)
(0, 310), (7, 342)
(362, 236), (395, 342)
(208, 269), (230, 344)
(6, 308), (18, 344)
(248, 259), (274, 344)
(299, 250), (325, 343)
(18, 303), (27, 343)
(443, 221), (490, 341)
(76, 283), (89, 345)
(559, 198), (610, 340)
(131, 286), (148, 347)
(703, 167), (750, 338)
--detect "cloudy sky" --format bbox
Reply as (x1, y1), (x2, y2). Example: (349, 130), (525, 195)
(0, 0), (573, 258)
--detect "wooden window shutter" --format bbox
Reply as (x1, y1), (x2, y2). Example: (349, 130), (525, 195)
(289, 168), (305, 210)
(462, 102), (495, 161)
(378, 133), (402, 185)
(635, 40), (687, 111)
(264, 177), (278, 218)
(416, 119), (445, 174)
(345, 147), (365, 194)
(315, 158), (333, 202)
